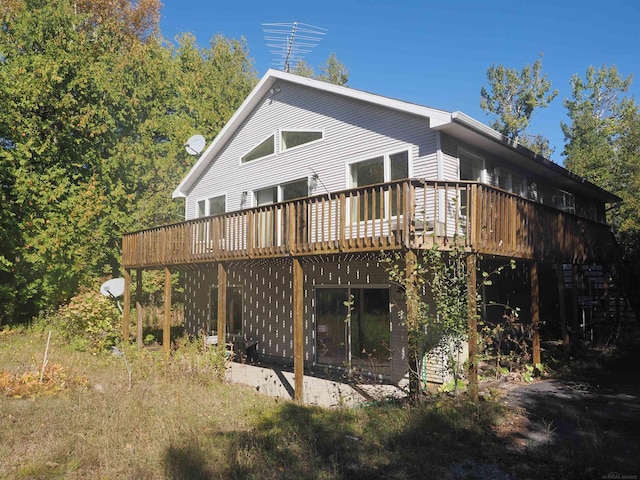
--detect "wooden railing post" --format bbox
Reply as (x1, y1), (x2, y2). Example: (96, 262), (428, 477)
(339, 193), (346, 251)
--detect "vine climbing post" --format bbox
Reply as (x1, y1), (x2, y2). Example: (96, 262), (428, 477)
(404, 248), (420, 396)
(467, 253), (479, 402)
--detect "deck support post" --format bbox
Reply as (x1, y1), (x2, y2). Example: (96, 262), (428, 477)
(217, 263), (227, 346)
(293, 258), (304, 402)
(466, 253), (478, 402)
(571, 264), (580, 354)
(531, 262), (541, 366)
(136, 268), (143, 349)
(123, 269), (131, 342)
(163, 267), (172, 355)
(556, 264), (570, 356)
(404, 249), (420, 395)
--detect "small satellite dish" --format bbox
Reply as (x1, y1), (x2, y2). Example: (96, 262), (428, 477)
(184, 134), (206, 156)
(100, 278), (126, 299)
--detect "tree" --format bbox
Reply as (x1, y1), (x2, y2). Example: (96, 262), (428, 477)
(292, 52), (349, 86)
(0, 0), (257, 321)
(562, 64), (634, 185)
(383, 243), (470, 398)
(480, 54), (558, 157)
(562, 65), (640, 313)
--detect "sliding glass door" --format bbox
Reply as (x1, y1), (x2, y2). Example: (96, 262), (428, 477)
(315, 287), (391, 373)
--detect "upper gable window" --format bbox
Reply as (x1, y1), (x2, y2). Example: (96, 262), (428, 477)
(281, 130), (323, 151)
(242, 134), (275, 163)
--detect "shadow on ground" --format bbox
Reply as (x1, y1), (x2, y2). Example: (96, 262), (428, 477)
(162, 343), (640, 480)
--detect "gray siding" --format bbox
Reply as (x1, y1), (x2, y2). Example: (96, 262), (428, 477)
(186, 82), (437, 219)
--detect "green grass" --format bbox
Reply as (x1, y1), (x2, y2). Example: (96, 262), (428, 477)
(1, 327), (637, 479)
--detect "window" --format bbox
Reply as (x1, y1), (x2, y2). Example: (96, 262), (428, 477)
(511, 173), (526, 198)
(281, 178), (309, 201)
(315, 287), (391, 373)
(553, 189), (575, 214)
(254, 178), (308, 206)
(459, 152), (484, 182)
(242, 134), (275, 163)
(209, 286), (243, 337)
(349, 150), (409, 220)
(390, 151), (409, 181)
(255, 186), (277, 207)
(281, 130), (323, 151)
(196, 195), (226, 218)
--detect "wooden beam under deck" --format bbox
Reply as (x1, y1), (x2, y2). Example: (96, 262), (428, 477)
(293, 258), (304, 402)
(531, 262), (541, 366)
(163, 267), (171, 355)
(136, 268), (143, 349)
(123, 269), (131, 341)
(217, 263), (227, 348)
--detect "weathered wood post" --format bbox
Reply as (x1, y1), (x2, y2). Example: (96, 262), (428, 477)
(293, 258), (304, 402)
(136, 268), (143, 349)
(531, 262), (541, 366)
(217, 263), (227, 344)
(163, 267), (172, 355)
(123, 268), (131, 342)
(556, 264), (570, 356)
(571, 264), (580, 354)
(467, 253), (479, 402)
(405, 249), (420, 396)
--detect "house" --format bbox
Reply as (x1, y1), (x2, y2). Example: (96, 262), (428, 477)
(121, 69), (623, 399)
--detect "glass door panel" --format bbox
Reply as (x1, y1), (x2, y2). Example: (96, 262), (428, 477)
(315, 288), (348, 366)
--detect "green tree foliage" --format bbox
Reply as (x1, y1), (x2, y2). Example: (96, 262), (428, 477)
(292, 52), (350, 86)
(562, 65), (640, 292)
(480, 54), (558, 157)
(0, 0), (256, 322)
(383, 243), (469, 397)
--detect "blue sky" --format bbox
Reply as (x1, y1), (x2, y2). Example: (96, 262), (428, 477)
(160, 0), (640, 164)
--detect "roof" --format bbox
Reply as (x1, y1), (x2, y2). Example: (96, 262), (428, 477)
(173, 69), (621, 204)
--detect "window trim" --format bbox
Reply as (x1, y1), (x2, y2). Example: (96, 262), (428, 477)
(240, 132), (276, 164)
(345, 149), (411, 222)
(194, 193), (227, 218)
(280, 129), (324, 154)
(458, 148), (486, 183)
(345, 148), (412, 190)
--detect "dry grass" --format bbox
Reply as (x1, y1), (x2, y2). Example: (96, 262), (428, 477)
(1, 327), (638, 479)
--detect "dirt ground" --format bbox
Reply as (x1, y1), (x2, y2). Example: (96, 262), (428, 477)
(490, 345), (640, 479)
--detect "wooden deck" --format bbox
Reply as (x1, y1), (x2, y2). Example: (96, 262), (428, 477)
(122, 179), (617, 269)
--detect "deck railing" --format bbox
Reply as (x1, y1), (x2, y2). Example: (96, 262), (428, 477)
(122, 179), (616, 268)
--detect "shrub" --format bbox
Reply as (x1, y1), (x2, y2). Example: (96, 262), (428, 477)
(55, 288), (121, 352)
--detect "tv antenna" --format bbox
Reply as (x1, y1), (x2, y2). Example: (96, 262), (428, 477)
(262, 22), (327, 73)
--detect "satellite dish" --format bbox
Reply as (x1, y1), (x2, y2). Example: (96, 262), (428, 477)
(184, 134), (206, 156)
(100, 278), (126, 299)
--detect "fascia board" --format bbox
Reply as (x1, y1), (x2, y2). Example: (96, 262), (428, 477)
(441, 112), (621, 203)
(172, 72), (279, 198)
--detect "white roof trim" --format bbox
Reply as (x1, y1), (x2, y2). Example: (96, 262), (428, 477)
(172, 69), (453, 198)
